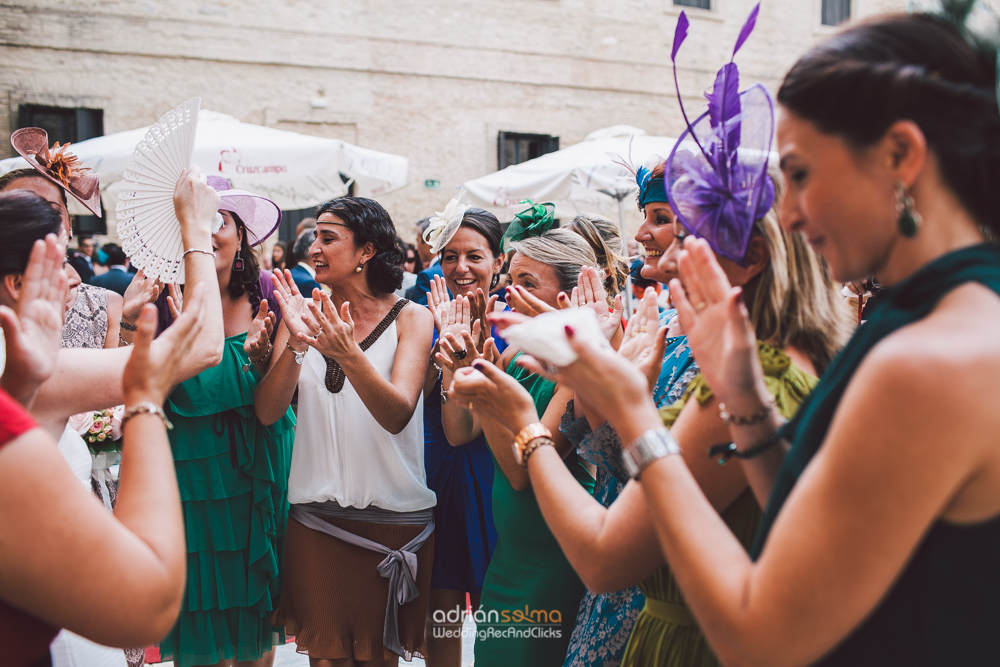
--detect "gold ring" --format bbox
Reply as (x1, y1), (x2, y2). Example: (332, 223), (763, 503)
(695, 302), (707, 312)
(468, 402), (474, 411)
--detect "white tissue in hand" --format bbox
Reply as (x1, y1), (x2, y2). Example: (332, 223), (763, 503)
(502, 308), (607, 367)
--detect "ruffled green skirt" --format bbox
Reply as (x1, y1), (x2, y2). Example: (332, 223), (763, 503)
(158, 334), (295, 667)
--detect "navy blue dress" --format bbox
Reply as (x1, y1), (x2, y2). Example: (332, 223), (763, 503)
(423, 326), (507, 593)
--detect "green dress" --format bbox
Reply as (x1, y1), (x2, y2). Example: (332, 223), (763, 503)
(621, 342), (816, 667)
(158, 333), (296, 667)
(474, 353), (595, 667)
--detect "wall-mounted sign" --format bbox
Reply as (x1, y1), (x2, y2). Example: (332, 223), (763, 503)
(424, 179), (442, 190)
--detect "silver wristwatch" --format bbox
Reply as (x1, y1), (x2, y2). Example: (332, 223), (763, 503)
(622, 427), (682, 479)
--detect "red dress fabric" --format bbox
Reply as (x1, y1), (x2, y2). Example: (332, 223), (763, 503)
(0, 388), (59, 666)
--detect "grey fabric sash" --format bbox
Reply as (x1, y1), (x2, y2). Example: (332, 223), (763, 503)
(289, 504), (434, 658)
(300, 500), (434, 524)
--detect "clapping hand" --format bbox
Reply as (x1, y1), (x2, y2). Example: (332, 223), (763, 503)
(299, 291), (358, 361)
(244, 300), (276, 364)
(271, 269), (314, 351)
(427, 275), (451, 333)
(0, 235), (67, 406)
(570, 266), (624, 342)
(165, 283), (184, 320)
(618, 286), (669, 390)
(125, 285), (207, 406)
(505, 284), (562, 316)
(121, 270), (163, 326)
(449, 360), (538, 428)
(669, 236), (768, 409)
(469, 287), (499, 347)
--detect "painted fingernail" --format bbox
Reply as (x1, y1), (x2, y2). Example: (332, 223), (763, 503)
(564, 325), (575, 337)
(472, 360), (485, 370)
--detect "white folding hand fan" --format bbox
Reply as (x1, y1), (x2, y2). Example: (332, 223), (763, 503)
(116, 97), (201, 284)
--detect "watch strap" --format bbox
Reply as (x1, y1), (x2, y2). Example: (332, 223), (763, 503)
(623, 427), (681, 479)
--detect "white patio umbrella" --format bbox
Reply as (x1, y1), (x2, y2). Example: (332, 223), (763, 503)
(462, 125), (676, 227)
(0, 110), (409, 215)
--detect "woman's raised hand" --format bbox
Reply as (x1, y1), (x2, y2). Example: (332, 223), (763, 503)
(571, 266), (624, 341)
(0, 235), (67, 403)
(300, 291), (358, 361)
(669, 236), (768, 409)
(515, 323), (654, 441)
(121, 270), (163, 325)
(505, 284), (559, 317)
(126, 285), (207, 406)
(449, 360), (538, 428)
(469, 287), (499, 346)
(165, 283), (184, 320)
(619, 286), (669, 390)
(271, 269), (314, 347)
(427, 274), (451, 333)
(437, 330), (500, 373)
(244, 299), (276, 363)
(172, 166), (220, 244)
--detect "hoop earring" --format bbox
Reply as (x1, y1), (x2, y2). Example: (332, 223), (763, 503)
(895, 181), (922, 238)
(232, 250), (245, 272)
(490, 273), (500, 290)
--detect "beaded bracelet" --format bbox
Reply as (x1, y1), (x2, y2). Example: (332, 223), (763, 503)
(718, 396), (775, 426)
(121, 401), (173, 430)
(119, 319), (138, 332)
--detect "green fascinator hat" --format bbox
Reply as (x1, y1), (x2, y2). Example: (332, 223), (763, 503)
(500, 200), (557, 253)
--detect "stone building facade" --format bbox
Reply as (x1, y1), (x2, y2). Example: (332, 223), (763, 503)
(1, 0), (906, 240)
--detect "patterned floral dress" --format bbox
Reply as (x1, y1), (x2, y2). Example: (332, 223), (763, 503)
(559, 312), (698, 667)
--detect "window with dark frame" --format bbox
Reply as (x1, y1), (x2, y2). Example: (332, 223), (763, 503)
(497, 132), (560, 170)
(673, 0), (711, 9)
(821, 0), (851, 26)
(17, 105), (106, 234)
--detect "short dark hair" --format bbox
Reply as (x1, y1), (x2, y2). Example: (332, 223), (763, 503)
(0, 191), (64, 277)
(316, 197), (405, 294)
(292, 229), (316, 265)
(458, 208), (503, 259)
(778, 12), (1000, 236)
(0, 168), (69, 209)
(102, 243), (127, 266)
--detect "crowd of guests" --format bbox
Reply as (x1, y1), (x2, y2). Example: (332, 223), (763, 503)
(2, 7), (1000, 667)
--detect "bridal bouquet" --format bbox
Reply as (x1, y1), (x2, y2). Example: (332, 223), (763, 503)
(67, 406), (124, 454)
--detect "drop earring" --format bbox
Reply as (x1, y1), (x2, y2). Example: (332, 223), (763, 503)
(232, 250), (245, 272)
(895, 181), (922, 238)
(355, 264), (363, 273)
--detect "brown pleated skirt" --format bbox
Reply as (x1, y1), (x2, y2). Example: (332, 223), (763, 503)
(272, 514), (435, 661)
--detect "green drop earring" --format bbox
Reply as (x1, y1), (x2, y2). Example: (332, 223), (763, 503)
(895, 181), (922, 238)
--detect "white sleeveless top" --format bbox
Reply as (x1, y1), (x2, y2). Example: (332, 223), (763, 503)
(288, 317), (436, 512)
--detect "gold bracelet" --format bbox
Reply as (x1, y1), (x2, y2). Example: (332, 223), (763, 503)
(121, 401), (173, 430)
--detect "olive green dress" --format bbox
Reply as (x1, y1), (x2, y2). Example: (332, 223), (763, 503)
(621, 342), (816, 667)
(159, 334), (296, 667)
(475, 353), (595, 667)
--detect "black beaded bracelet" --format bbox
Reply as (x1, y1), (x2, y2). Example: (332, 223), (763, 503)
(119, 319), (138, 332)
(708, 426), (785, 466)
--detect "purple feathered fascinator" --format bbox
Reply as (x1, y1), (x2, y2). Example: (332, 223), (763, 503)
(665, 3), (775, 266)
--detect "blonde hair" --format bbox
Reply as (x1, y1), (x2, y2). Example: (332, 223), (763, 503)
(745, 168), (853, 374)
(565, 214), (631, 298)
(509, 228), (599, 297)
